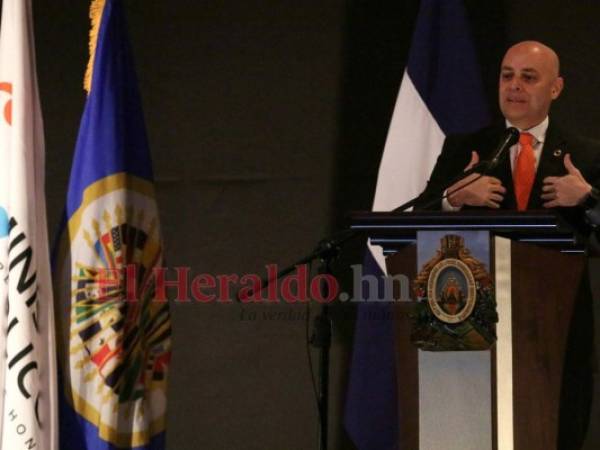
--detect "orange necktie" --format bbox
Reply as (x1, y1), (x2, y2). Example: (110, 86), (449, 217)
(514, 132), (536, 211)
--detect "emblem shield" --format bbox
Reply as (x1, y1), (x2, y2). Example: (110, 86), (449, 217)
(412, 233), (497, 351)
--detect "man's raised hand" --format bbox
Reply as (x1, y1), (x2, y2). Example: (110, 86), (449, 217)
(447, 151), (507, 208)
(542, 153), (592, 208)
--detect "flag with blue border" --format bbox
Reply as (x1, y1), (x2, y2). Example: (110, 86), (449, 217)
(53, 1), (171, 449)
(344, 1), (489, 448)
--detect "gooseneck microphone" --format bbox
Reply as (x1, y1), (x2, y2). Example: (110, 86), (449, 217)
(488, 126), (520, 170)
(393, 127), (521, 212)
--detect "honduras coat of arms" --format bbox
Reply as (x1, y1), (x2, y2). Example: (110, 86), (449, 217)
(412, 234), (497, 351)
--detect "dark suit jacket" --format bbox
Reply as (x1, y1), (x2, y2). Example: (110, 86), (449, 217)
(414, 120), (600, 450)
(415, 120), (600, 236)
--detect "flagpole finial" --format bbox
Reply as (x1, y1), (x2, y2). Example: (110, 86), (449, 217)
(84, 0), (106, 94)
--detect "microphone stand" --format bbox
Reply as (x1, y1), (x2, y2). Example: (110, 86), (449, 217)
(312, 243), (334, 450)
(236, 155), (501, 450)
(236, 230), (354, 450)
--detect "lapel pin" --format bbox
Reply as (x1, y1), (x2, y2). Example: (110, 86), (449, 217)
(553, 148), (562, 157)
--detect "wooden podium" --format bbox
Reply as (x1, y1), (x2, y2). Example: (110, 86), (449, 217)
(351, 211), (587, 450)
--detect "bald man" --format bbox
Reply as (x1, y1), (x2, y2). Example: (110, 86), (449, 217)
(415, 41), (600, 450)
(417, 40), (600, 227)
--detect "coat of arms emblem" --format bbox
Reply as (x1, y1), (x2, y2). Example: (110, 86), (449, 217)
(412, 234), (497, 351)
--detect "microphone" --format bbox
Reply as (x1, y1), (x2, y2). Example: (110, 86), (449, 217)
(395, 127), (521, 211)
(488, 127), (520, 170)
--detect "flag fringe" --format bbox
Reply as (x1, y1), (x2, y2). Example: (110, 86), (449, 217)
(83, 0), (106, 93)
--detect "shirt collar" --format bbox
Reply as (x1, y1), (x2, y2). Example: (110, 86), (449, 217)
(505, 116), (549, 145)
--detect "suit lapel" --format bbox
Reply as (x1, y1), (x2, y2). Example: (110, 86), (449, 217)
(527, 121), (567, 209)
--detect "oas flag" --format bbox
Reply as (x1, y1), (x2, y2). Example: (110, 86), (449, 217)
(53, 1), (171, 449)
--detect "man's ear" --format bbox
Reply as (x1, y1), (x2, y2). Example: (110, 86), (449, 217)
(551, 76), (564, 99)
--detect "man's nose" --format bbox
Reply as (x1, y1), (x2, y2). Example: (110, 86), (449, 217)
(508, 78), (522, 91)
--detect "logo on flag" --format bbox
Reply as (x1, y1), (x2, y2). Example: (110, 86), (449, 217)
(0, 81), (11, 125)
(65, 174), (170, 443)
(0, 206), (8, 237)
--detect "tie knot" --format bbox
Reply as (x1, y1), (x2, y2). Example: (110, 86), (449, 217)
(519, 132), (534, 146)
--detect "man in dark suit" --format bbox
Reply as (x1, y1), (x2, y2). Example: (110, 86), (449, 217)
(417, 41), (600, 222)
(416, 41), (600, 450)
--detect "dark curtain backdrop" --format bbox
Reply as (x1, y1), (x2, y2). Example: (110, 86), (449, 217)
(1, 0), (597, 448)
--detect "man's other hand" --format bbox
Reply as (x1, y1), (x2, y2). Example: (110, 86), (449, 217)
(447, 151), (507, 208)
(542, 153), (592, 208)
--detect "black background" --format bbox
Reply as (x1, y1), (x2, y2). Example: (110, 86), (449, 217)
(3, 1), (600, 449)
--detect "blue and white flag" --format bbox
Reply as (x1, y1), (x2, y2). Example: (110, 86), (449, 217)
(344, 1), (489, 448)
(53, 1), (171, 449)
(0, 1), (58, 449)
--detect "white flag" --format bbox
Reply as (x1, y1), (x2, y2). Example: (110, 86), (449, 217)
(0, 1), (58, 449)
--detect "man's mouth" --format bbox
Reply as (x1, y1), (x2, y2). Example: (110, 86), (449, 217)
(506, 97), (527, 104)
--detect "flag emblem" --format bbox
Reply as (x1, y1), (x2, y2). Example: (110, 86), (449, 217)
(63, 173), (170, 445)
